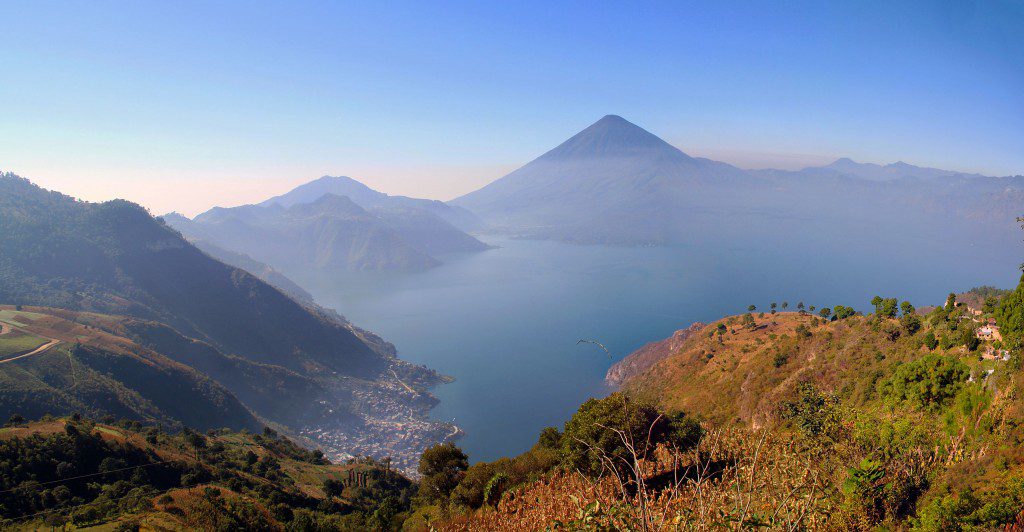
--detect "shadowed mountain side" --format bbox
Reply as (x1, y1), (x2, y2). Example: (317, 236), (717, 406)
(159, 223), (317, 304)
(0, 306), (262, 432)
(175, 195), (444, 272)
(0, 174), (390, 379)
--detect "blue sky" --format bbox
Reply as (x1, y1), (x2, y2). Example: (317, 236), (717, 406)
(1, 1), (1021, 215)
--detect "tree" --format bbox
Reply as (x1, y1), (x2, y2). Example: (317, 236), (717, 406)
(742, 313), (757, 330)
(833, 305), (856, 320)
(323, 477), (344, 498)
(561, 393), (702, 479)
(900, 313), (922, 336)
(923, 331), (938, 350)
(809, 305), (816, 313)
(880, 353), (968, 409)
(946, 292), (957, 309)
(5, 414), (25, 427)
(418, 443), (468, 505)
(819, 307), (832, 319)
(770, 302), (778, 314)
(537, 426), (562, 449)
(900, 301), (916, 316)
(782, 301), (789, 310)
(748, 305), (756, 312)
(959, 327), (980, 351)
(871, 296), (899, 318)
(182, 428), (206, 459)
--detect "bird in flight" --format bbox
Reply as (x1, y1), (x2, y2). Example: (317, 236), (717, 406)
(577, 338), (612, 358)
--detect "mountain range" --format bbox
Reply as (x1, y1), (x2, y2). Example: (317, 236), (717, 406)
(453, 115), (1024, 253)
(0, 172), (452, 471)
(167, 176), (490, 274)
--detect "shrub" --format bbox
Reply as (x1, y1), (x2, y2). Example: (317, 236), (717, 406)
(561, 393), (702, 478)
(780, 382), (840, 440)
(879, 354), (968, 410)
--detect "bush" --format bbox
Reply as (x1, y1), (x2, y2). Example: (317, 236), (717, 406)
(879, 354), (968, 410)
(780, 382), (840, 439)
(561, 393), (702, 478)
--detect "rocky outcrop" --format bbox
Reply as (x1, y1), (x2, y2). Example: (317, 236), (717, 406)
(605, 322), (705, 387)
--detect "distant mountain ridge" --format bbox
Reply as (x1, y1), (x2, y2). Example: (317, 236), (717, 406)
(452, 115), (1023, 254)
(169, 176), (490, 274)
(263, 175), (482, 231)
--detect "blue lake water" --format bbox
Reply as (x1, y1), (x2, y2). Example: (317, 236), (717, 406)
(296, 236), (1021, 463)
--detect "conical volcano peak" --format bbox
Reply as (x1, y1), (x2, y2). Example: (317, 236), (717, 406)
(541, 115), (692, 160)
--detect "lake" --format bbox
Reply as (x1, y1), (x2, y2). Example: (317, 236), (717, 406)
(294, 235), (1021, 462)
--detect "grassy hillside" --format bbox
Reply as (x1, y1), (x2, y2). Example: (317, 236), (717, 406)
(436, 285), (1024, 529)
(0, 417), (414, 530)
(0, 306), (262, 432)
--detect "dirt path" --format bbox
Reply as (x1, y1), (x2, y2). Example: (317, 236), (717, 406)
(0, 337), (61, 364)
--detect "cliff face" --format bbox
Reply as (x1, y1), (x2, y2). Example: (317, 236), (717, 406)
(604, 322), (706, 386)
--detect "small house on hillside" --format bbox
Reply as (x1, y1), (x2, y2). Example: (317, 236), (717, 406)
(976, 325), (1002, 342)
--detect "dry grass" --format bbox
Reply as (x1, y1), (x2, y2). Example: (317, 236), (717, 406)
(441, 428), (836, 531)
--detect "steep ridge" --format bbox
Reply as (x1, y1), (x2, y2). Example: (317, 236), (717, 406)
(155, 215), (315, 302)
(0, 174), (388, 377)
(604, 321), (705, 386)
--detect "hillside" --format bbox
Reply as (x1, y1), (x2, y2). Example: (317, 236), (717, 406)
(0, 174), (454, 473)
(0, 306), (261, 432)
(604, 321), (704, 386)
(435, 281), (1024, 530)
(0, 174), (391, 377)
(157, 220), (316, 304)
(0, 417), (415, 530)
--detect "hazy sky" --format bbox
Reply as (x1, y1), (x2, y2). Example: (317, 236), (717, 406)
(2, 1), (1021, 216)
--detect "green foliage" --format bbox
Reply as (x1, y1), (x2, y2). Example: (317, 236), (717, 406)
(779, 382), (840, 440)
(819, 307), (832, 318)
(900, 313), (922, 336)
(922, 331), (938, 350)
(561, 393), (702, 479)
(842, 459), (886, 522)
(914, 478), (1024, 530)
(995, 274), (1024, 348)
(879, 354), (968, 410)
(871, 296), (899, 318)
(418, 443), (468, 505)
(833, 305), (856, 320)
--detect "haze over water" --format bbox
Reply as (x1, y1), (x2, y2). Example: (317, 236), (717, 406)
(295, 236), (1021, 462)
